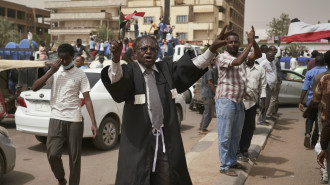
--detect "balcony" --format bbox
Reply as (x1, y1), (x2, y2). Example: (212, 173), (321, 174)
(49, 12), (112, 21)
(45, 0), (125, 9)
(218, 12), (225, 20)
(50, 26), (118, 35)
(193, 5), (214, 13)
(193, 22), (214, 30)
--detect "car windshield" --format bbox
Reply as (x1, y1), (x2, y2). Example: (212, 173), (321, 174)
(42, 72), (100, 89)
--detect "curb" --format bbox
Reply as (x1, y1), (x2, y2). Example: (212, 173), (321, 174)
(186, 118), (277, 185)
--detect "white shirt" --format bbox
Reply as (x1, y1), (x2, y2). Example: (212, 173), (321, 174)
(290, 57), (298, 70)
(259, 59), (277, 89)
(100, 42), (104, 51)
(46, 66), (90, 122)
(243, 64), (267, 109)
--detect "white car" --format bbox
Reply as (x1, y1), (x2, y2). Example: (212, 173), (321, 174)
(0, 126), (16, 182)
(15, 68), (186, 150)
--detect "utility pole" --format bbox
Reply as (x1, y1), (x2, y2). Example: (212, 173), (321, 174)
(164, 0), (170, 24)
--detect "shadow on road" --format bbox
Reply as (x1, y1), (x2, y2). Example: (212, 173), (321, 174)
(256, 154), (289, 165)
(2, 171), (34, 184)
(248, 166), (294, 178)
(28, 138), (119, 156)
(180, 124), (194, 132)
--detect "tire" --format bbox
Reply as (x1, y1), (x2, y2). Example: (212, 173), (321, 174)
(93, 117), (119, 150)
(0, 153), (4, 183)
(35, 135), (47, 144)
(176, 105), (182, 127)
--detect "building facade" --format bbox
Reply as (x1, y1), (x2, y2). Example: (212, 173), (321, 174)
(122, 0), (245, 45)
(45, 0), (126, 45)
(0, 0), (50, 39)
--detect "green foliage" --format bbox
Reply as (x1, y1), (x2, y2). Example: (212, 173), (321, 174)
(93, 25), (114, 41)
(285, 44), (307, 55)
(32, 32), (52, 48)
(0, 17), (20, 48)
(266, 13), (291, 38)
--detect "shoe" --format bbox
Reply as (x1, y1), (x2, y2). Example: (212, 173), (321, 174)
(304, 134), (311, 148)
(220, 169), (238, 177)
(230, 163), (247, 171)
(199, 129), (209, 134)
(238, 156), (249, 162)
(58, 179), (67, 185)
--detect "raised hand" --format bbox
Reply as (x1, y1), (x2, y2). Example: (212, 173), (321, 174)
(246, 26), (255, 44)
(209, 25), (233, 53)
(50, 58), (62, 74)
(111, 39), (123, 63)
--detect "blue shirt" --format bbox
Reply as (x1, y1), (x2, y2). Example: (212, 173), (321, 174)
(302, 66), (327, 105)
(159, 22), (164, 32)
(79, 66), (88, 69)
(89, 40), (95, 49)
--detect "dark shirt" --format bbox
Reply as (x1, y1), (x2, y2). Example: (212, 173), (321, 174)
(201, 67), (215, 98)
(320, 93), (330, 150)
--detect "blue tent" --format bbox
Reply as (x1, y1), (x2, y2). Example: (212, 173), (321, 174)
(4, 42), (20, 60)
(19, 39), (38, 59)
(280, 56), (311, 69)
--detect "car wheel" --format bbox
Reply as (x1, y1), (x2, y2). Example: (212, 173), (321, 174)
(0, 153), (4, 183)
(176, 105), (182, 127)
(93, 117), (119, 150)
(35, 135), (47, 144)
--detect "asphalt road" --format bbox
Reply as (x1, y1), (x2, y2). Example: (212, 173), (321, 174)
(0, 106), (217, 185)
(245, 106), (321, 185)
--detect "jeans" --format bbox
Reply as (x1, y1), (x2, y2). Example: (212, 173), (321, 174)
(238, 104), (257, 156)
(216, 98), (245, 170)
(200, 97), (215, 130)
(305, 108), (319, 145)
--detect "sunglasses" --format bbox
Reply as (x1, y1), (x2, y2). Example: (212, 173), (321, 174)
(138, 46), (158, 52)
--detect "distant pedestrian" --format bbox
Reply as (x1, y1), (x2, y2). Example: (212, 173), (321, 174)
(149, 20), (159, 39)
(158, 21), (165, 41)
(257, 51), (277, 125)
(32, 43), (98, 185)
(99, 40), (104, 55)
(89, 37), (95, 52)
(96, 54), (105, 68)
(290, 53), (298, 70)
(74, 38), (92, 59)
(199, 55), (216, 134)
(237, 53), (266, 162)
(307, 50), (319, 70)
(75, 56), (88, 69)
(134, 20), (139, 39)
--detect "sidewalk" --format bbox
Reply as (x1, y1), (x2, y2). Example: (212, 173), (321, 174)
(186, 118), (277, 185)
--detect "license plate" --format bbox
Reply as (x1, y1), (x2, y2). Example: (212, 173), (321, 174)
(35, 102), (49, 112)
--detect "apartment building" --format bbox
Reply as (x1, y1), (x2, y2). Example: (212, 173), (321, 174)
(45, 0), (126, 45)
(0, 0), (50, 39)
(122, 0), (245, 45)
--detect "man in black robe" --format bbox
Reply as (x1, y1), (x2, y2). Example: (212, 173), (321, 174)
(101, 33), (229, 184)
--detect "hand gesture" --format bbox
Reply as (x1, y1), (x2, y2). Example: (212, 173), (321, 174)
(246, 26), (255, 44)
(209, 25), (233, 53)
(317, 150), (328, 169)
(50, 58), (62, 74)
(91, 124), (98, 139)
(110, 39), (123, 63)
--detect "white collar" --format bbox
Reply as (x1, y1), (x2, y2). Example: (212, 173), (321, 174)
(135, 60), (159, 74)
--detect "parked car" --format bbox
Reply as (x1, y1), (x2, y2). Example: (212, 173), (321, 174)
(15, 68), (186, 150)
(0, 126), (16, 183)
(278, 69), (306, 105)
(294, 66), (308, 76)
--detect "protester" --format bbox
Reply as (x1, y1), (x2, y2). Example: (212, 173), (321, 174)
(74, 38), (92, 59)
(199, 55), (216, 134)
(299, 54), (326, 148)
(258, 51), (277, 125)
(266, 44), (282, 118)
(256, 44), (268, 64)
(32, 43), (98, 185)
(308, 50), (319, 70)
(75, 55), (88, 69)
(290, 52), (298, 70)
(196, 25), (261, 176)
(101, 35), (209, 184)
(237, 52), (266, 162)
(89, 37), (95, 52)
(99, 40), (105, 55)
(96, 54), (105, 68)
(39, 40), (54, 60)
(158, 20), (165, 41)
(149, 20), (159, 39)
(134, 20), (139, 39)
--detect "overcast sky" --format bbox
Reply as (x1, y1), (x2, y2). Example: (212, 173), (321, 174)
(6, 0), (330, 32)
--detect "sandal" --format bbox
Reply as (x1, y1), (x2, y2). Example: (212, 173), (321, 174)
(220, 169), (238, 177)
(230, 163), (247, 171)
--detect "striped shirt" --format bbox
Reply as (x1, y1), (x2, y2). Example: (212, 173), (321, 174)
(215, 51), (247, 102)
(39, 46), (47, 60)
(46, 66), (90, 122)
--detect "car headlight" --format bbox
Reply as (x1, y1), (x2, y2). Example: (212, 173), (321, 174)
(0, 126), (9, 137)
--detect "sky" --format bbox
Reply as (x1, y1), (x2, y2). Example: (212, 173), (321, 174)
(6, 0), (330, 36)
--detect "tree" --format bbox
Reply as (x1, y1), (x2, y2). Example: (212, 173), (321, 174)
(266, 13), (291, 38)
(0, 17), (20, 48)
(93, 25), (114, 41)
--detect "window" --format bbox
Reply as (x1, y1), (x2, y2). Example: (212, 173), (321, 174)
(176, 15), (188, 23)
(17, 11), (25, 20)
(7, 8), (16, 18)
(144, 17), (154, 24)
(177, 33), (187, 39)
(282, 71), (303, 81)
(0, 7), (5, 16)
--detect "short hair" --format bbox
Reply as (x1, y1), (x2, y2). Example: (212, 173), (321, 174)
(260, 45), (268, 53)
(133, 35), (159, 52)
(76, 38), (82, 43)
(57, 43), (74, 57)
(324, 50), (330, 66)
(315, 54), (324, 65)
(76, 55), (85, 61)
(225, 32), (239, 39)
(311, 50), (319, 58)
